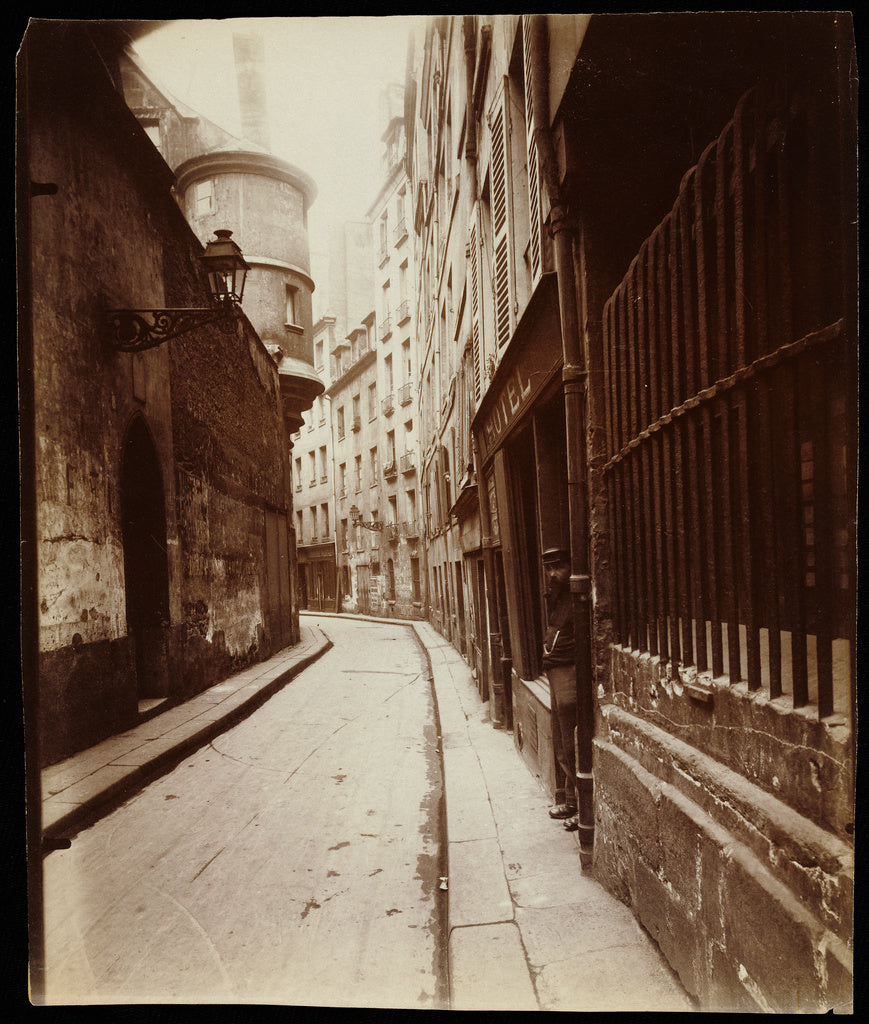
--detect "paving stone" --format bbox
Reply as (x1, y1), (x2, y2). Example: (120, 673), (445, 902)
(449, 923), (538, 1011)
(448, 838), (513, 929)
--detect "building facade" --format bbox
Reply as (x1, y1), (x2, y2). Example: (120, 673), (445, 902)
(22, 21), (318, 766)
(407, 13), (855, 1012)
(295, 85), (424, 621)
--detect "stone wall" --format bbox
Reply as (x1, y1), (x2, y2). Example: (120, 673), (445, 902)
(592, 648), (853, 1012)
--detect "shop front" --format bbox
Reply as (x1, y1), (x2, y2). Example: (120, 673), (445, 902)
(471, 274), (571, 797)
(297, 541), (338, 612)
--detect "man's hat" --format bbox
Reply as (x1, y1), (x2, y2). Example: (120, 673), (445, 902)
(542, 546), (570, 565)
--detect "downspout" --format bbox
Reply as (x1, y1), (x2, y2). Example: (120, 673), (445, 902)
(464, 16), (508, 727)
(528, 14), (595, 868)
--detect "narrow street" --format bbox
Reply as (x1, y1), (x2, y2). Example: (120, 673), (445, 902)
(42, 618), (447, 1008)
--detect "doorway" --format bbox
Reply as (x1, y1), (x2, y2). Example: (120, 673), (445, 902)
(120, 417), (170, 701)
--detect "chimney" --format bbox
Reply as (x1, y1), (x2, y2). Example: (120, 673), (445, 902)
(232, 31), (271, 151)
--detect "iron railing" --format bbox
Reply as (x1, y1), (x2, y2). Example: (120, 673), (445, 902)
(601, 79), (854, 719)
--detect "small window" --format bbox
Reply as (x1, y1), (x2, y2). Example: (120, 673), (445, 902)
(194, 179), (213, 216)
(286, 285), (300, 327)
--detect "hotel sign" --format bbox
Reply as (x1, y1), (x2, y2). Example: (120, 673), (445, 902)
(472, 275), (562, 465)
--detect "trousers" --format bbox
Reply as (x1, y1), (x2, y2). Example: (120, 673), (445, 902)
(546, 663), (577, 805)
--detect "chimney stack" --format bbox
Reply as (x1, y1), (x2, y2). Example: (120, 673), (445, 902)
(233, 31), (271, 151)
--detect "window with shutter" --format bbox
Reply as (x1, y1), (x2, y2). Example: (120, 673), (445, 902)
(489, 85), (514, 348)
(522, 16), (543, 285)
(468, 201), (484, 402)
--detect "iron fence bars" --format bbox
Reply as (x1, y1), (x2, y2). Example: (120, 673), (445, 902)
(601, 78), (853, 720)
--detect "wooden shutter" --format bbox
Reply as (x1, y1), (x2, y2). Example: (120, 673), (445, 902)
(490, 84), (514, 348)
(468, 201), (484, 402)
(522, 16), (543, 285)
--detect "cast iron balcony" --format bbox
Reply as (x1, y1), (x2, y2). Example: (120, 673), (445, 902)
(396, 299), (411, 325)
(382, 392), (395, 416)
(398, 381), (413, 406)
(400, 451), (415, 474)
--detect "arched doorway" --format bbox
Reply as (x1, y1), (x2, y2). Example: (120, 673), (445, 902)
(120, 417), (170, 700)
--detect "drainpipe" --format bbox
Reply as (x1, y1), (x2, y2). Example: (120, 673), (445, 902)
(528, 14), (595, 868)
(463, 16), (507, 727)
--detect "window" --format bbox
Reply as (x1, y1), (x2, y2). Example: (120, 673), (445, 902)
(386, 558), (395, 601)
(370, 447), (378, 484)
(338, 462), (346, 497)
(522, 16), (544, 286)
(296, 510), (303, 540)
(402, 339), (412, 381)
(355, 454), (362, 491)
(142, 121), (161, 150)
(294, 457), (302, 491)
(311, 505), (318, 538)
(379, 212), (389, 260)
(353, 393), (361, 428)
(321, 503), (329, 538)
(489, 87), (515, 348)
(315, 340), (324, 371)
(388, 495), (398, 526)
(194, 179), (213, 215)
(368, 382), (377, 420)
(308, 451), (316, 485)
(317, 396), (325, 425)
(407, 488), (416, 524)
(340, 518), (348, 550)
(468, 201), (484, 401)
(411, 556), (421, 603)
(285, 284), (299, 326)
(319, 446), (328, 482)
(387, 430), (396, 467)
(337, 406), (345, 439)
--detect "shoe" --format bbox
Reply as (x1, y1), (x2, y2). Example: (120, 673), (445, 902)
(563, 815), (579, 832)
(548, 803), (577, 820)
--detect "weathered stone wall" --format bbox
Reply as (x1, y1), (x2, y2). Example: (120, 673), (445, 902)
(593, 649), (853, 1012)
(27, 22), (296, 765)
(169, 311), (292, 694)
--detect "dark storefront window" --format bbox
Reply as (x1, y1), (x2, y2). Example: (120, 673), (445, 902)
(492, 388), (569, 680)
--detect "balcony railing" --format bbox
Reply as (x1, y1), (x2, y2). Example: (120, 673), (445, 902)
(381, 392), (394, 416)
(383, 460), (398, 480)
(378, 246), (389, 267)
(379, 317), (392, 341)
(352, 416), (361, 432)
(398, 381), (413, 406)
(401, 520), (419, 538)
(400, 451), (415, 474)
(393, 219), (407, 245)
(396, 299), (411, 325)
(386, 523), (401, 543)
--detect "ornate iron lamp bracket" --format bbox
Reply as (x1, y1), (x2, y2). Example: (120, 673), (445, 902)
(104, 305), (238, 353)
(349, 505), (383, 531)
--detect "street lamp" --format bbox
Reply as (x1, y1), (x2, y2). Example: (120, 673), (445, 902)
(349, 504), (383, 532)
(104, 229), (250, 352)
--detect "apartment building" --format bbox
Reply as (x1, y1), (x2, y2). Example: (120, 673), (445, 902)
(407, 13), (855, 1012)
(296, 85), (423, 620)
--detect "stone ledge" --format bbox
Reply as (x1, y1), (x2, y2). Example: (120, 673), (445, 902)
(599, 704), (853, 934)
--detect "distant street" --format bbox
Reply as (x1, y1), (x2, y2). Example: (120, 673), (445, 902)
(42, 618), (447, 1008)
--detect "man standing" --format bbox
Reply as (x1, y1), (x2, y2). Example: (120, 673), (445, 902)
(542, 547), (578, 831)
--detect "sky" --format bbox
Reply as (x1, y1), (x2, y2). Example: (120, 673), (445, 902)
(134, 17), (418, 317)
